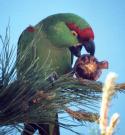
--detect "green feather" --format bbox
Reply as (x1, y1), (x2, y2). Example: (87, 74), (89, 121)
(17, 13), (91, 80)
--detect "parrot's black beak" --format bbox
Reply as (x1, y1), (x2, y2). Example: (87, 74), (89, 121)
(69, 45), (82, 57)
(83, 39), (95, 56)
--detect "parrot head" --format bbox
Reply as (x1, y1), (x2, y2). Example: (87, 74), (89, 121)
(66, 22), (95, 56)
(41, 13), (95, 57)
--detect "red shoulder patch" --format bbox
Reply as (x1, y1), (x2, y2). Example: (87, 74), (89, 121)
(26, 26), (35, 32)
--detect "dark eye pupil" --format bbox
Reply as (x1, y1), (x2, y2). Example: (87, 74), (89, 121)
(72, 31), (77, 36)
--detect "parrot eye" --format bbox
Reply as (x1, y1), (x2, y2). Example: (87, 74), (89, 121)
(71, 30), (78, 37)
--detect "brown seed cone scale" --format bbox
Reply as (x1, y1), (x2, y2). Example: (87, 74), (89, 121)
(74, 54), (108, 81)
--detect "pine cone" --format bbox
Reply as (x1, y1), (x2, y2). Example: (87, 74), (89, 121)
(74, 54), (108, 81)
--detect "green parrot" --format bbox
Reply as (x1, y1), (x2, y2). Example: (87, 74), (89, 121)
(17, 13), (95, 135)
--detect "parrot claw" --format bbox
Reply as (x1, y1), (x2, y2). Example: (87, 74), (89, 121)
(47, 71), (59, 83)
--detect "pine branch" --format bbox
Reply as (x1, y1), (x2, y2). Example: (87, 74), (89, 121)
(0, 75), (124, 125)
(52, 75), (125, 92)
(0, 26), (124, 134)
(65, 108), (99, 122)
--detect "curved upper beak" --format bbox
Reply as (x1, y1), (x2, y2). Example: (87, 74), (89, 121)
(83, 39), (95, 56)
(69, 39), (95, 57)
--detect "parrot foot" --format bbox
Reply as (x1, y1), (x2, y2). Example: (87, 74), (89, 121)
(46, 71), (59, 83)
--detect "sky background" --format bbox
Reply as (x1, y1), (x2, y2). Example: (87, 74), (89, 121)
(0, 0), (125, 135)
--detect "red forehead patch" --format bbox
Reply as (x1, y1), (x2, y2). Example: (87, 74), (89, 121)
(66, 23), (94, 40)
(79, 27), (94, 40)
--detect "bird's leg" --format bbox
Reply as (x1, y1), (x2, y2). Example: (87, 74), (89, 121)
(29, 73), (60, 135)
(21, 71), (61, 135)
